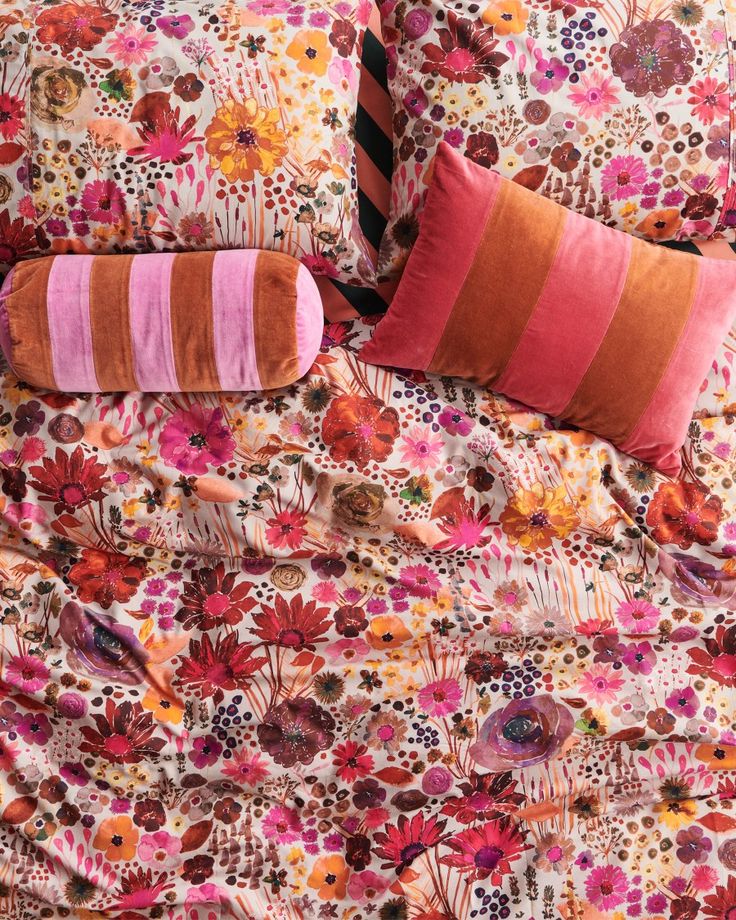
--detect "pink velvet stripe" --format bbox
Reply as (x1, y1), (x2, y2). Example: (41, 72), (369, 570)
(619, 258), (736, 475)
(128, 253), (179, 391)
(359, 143), (500, 370)
(46, 255), (99, 392)
(493, 212), (633, 416)
(212, 250), (260, 391)
(295, 263), (324, 379)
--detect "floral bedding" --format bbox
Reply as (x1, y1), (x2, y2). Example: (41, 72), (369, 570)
(1, 318), (736, 919)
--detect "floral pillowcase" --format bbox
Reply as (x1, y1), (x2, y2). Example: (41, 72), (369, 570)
(378, 0), (735, 279)
(0, 0), (376, 287)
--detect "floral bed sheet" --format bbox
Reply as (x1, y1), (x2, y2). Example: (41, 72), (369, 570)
(1, 319), (736, 920)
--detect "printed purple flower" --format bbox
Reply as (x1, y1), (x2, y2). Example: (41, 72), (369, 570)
(609, 19), (695, 97)
(469, 695), (574, 770)
(58, 601), (149, 686)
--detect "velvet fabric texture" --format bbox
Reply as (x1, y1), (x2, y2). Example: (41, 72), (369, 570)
(359, 143), (736, 475)
(0, 250), (323, 393)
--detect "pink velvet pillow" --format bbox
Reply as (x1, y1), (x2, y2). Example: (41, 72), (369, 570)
(359, 143), (736, 475)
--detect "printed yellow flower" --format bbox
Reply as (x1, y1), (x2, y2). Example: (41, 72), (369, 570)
(653, 798), (697, 829)
(205, 97), (287, 184)
(500, 482), (579, 551)
(482, 0), (529, 34)
(286, 29), (332, 76)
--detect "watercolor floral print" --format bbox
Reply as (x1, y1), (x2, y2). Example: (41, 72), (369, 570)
(0, 0), (376, 285)
(378, 0), (736, 277)
(1, 318), (736, 917)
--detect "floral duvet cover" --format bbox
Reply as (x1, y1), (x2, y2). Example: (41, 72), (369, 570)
(1, 318), (736, 920)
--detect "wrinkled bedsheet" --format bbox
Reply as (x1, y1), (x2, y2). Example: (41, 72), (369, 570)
(1, 319), (736, 920)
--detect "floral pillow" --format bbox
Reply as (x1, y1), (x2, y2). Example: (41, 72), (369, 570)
(0, 0), (376, 287)
(378, 0), (734, 278)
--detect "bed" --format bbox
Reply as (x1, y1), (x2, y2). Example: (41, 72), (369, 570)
(3, 2), (736, 919)
(1, 314), (736, 918)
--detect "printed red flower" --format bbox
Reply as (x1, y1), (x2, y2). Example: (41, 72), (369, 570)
(29, 445), (110, 515)
(646, 480), (722, 549)
(265, 509), (308, 550)
(36, 2), (119, 55)
(322, 395), (400, 469)
(420, 13), (509, 83)
(250, 593), (330, 649)
(332, 740), (374, 782)
(703, 875), (736, 920)
(0, 93), (24, 141)
(687, 624), (736, 688)
(80, 699), (165, 764)
(177, 562), (256, 630)
(257, 696), (335, 767)
(175, 632), (267, 704)
(68, 549), (148, 609)
(441, 817), (529, 883)
(374, 813), (447, 873)
(0, 210), (39, 265)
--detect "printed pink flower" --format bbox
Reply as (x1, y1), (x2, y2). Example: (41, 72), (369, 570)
(665, 686), (699, 718)
(399, 426), (444, 472)
(222, 750), (270, 785)
(601, 155), (648, 200)
(348, 870), (391, 902)
(585, 865), (628, 909)
(688, 76), (729, 125)
(81, 179), (126, 224)
(137, 831), (181, 866)
(5, 654), (50, 693)
(567, 72), (620, 118)
(399, 564), (442, 598)
(107, 25), (157, 65)
(262, 805), (303, 843)
(159, 405), (236, 475)
(577, 664), (626, 704)
(530, 55), (569, 94)
(418, 678), (463, 716)
(616, 598), (660, 632)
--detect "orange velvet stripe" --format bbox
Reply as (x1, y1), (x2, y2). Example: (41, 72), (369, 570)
(6, 258), (56, 389)
(88, 254), (137, 391)
(253, 251), (299, 390)
(428, 180), (568, 383)
(561, 241), (700, 444)
(169, 251), (220, 391)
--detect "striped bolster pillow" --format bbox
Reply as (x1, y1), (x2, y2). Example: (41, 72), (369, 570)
(0, 250), (323, 393)
(359, 143), (736, 475)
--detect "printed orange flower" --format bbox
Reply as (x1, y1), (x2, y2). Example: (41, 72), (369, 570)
(322, 395), (400, 469)
(286, 30), (332, 76)
(93, 816), (138, 861)
(142, 670), (185, 725)
(500, 483), (579, 552)
(482, 0), (529, 35)
(307, 854), (349, 899)
(635, 208), (683, 240)
(205, 97), (287, 184)
(366, 615), (412, 650)
(694, 742), (736, 770)
(36, 2), (118, 55)
(68, 548), (148, 609)
(646, 480), (723, 549)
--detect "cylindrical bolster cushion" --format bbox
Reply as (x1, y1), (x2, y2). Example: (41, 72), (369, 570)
(0, 250), (323, 393)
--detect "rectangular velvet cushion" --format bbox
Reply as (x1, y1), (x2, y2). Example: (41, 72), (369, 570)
(0, 250), (322, 393)
(359, 142), (736, 475)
